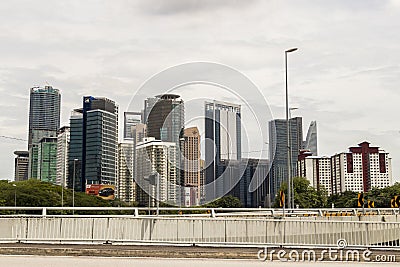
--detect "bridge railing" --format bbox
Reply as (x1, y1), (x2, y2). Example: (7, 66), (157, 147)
(0, 215), (400, 248)
(0, 206), (397, 217)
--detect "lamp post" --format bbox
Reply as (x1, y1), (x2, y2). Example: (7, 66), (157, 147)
(285, 47), (298, 209)
(72, 159), (78, 214)
(289, 107), (298, 209)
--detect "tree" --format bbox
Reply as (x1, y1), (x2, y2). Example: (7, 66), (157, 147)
(204, 195), (243, 208)
(273, 177), (328, 208)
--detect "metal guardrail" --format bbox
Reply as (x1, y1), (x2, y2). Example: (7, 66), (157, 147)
(0, 215), (400, 248)
(0, 207), (398, 217)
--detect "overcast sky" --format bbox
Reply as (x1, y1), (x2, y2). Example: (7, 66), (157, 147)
(1, 0), (400, 181)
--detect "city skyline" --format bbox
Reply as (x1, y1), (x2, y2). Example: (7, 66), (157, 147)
(1, 1), (400, 182)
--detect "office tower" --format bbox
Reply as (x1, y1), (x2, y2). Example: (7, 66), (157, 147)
(14, 151), (29, 181)
(68, 96), (118, 191)
(145, 94), (184, 144)
(199, 159), (205, 204)
(181, 127), (201, 206)
(268, 117), (303, 201)
(205, 100), (241, 200)
(304, 121), (318, 156)
(145, 94), (184, 202)
(135, 137), (177, 206)
(37, 137), (58, 184)
(218, 158), (269, 208)
(298, 142), (392, 195)
(28, 85), (61, 179)
(56, 126), (70, 187)
(123, 111), (142, 140)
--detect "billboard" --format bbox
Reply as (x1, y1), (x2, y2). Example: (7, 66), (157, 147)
(86, 184), (115, 200)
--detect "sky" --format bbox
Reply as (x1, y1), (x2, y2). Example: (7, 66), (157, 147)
(0, 0), (400, 181)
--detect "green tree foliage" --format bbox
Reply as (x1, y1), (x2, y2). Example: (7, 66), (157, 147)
(204, 195), (243, 208)
(273, 177), (328, 208)
(328, 183), (400, 208)
(0, 179), (136, 214)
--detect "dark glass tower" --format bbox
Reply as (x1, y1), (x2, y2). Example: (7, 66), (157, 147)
(268, 117), (303, 202)
(68, 96), (118, 191)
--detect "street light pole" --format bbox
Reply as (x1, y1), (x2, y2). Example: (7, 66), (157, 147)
(289, 107), (298, 209)
(285, 47), (298, 210)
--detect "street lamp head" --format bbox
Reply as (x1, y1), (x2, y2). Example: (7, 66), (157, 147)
(289, 107), (299, 111)
(285, 48), (298, 53)
(12, 184), (16, 187)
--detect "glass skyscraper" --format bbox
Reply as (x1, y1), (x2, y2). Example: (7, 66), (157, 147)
(205, 100), (241, 201)
(268, 117), (303, 202)
(68, 96), (118, 191)
(28, 85), (61, 180)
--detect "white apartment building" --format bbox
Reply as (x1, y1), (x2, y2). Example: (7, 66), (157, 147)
(135, 137), (177, 206)
(298, 142), (392, 195)
(56, 126), (70, 187)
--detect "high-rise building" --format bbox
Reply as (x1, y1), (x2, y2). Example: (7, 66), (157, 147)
(298, 150), (332, 194)
(56, 126), (70, 187)
(68, 96), (118, 191)
(304, 121), (318, 156)
(118, 142), (135, 203)
(135, 137), (177, 206)
(145, 94), (184, 202)
(181, 127), (201, 206)
(123, 111), (142, 140)
(205, 100), (241, 200)
(333, 141), (392, 193)
(14, 151), (29, 181)
(298, 141), (392, 195)
(145, 94), (184, 144)
(218, 158), (269, 208)
(37, 137), (58, 184)
(268, 117), (303, 201)
(28, 85), (61, 179)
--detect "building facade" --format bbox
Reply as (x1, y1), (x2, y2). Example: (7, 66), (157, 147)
(298, 142), (392, 195)
(14, 151), (29, 181)
(118, 142), (136, 203)
(269, 117), (303, 201)
(56, 126), (70, 187)
(28, 85), (61, 179)
(37, 137), (58, 184)
(123, 111), (142, 140)
(205, 100), (241, 201)
(304, 121), (318, 156)
(68, 96), (118, 191)
(135, 137), (177, 207)
(181, 127), (201, 206)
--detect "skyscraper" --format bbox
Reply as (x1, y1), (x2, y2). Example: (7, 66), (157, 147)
(118, 142), (135, 203)
(56, 126), (70, 187)
(268, 117), (303, 201)
(304, 121), (318, 156)
(14, 151), (29, 181)
(135, 137), (177, 206)
(28, 85), (61, 179)
(123, 111), (142, 140)
(145, 94), (184, 202)
(145, 94), (184, 144)
(181, 127), (201, 206)
(68, 96), (118, 191)
(205, 100), (241, 200)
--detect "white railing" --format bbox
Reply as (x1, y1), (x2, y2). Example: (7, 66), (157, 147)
(0, 215), (400, 248)
(0, 206), (398, 217)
